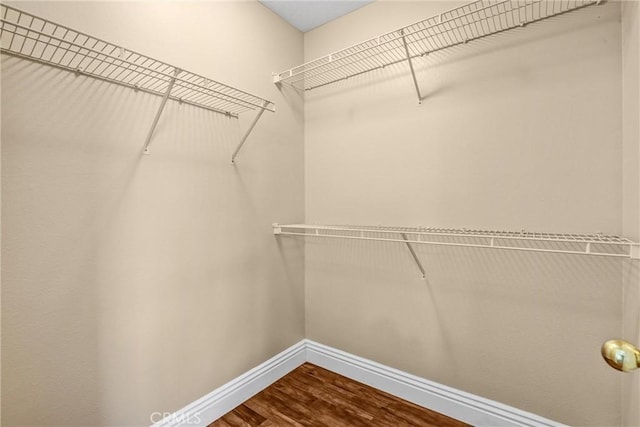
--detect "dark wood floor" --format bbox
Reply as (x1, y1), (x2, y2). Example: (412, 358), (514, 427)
(209, 363), (469, 426)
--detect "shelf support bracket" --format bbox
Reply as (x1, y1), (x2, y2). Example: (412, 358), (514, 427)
(231, 100), (270, 164)
(143, 68), (180, 154)
(401, 233), (426, 279)
(400, 30), (422, 105)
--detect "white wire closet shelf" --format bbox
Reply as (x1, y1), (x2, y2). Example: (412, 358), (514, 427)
(273, 224), (640, 260)
(0, 4), (275, 161)
(273, 0), (599, 98)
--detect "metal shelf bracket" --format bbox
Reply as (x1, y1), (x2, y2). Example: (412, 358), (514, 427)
(143, 68), (180, 154)
(231, 100), (270, 164)
(400, 30), (422, 105)
(401, 232), (426, 279)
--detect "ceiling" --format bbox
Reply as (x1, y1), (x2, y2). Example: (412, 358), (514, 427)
(259, 0), (375, 33)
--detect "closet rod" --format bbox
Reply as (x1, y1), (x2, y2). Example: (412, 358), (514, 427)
(0, 4), (275, 160)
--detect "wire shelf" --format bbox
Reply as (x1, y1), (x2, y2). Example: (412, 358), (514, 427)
(274, 0), (598, 91)
(273, 224), (640, 259)
(0, 4), (275, 117)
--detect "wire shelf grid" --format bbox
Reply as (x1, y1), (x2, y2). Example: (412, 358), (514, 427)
(273, 224), (639, 259)
(0, 4), (275, 116)
(274, 0), (598, 90)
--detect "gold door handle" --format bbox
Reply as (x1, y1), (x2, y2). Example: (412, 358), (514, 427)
(601, 340), (640, 372)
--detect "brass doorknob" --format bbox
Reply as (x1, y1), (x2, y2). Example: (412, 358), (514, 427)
(601, 340), (640, 372)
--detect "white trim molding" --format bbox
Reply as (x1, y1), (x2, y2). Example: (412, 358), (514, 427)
(152, 340), (307, 427)
(305, 340), (566, 427)
(153, 339), (566, 427)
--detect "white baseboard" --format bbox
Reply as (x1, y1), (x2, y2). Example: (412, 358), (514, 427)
(154, 339), (566, 427)
(305, 340), (566, 427)
(152, 340), (307, 427)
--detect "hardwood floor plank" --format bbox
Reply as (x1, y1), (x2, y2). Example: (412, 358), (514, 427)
(303, 364), (464, 426)
(209, 418), (234, 427)
(220, 410), (252, 427)
(257, 387), (319, 425)
(270, 377), (318, 405)
(244, 399), (303, 427)
(294, 381), (375, 421)
(300, 365), (397, 410)
(208, 363), (469, 427)
(233, 404), (267, 425)
(284, 366), (404, 422)
(307, 398), (378, 427)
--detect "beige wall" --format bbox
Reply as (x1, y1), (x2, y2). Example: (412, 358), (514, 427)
(1, 1), (304, 426)
(622, 1), (640, 426)
(3, 1), (639, 427)
(304, 1), (624, 425)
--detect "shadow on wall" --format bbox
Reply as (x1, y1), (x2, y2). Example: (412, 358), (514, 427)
(301, 233), (623, 424)
(1, 54), (259, 426)
(2, 57), (147, 425)
(276, 82), (305, 124)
